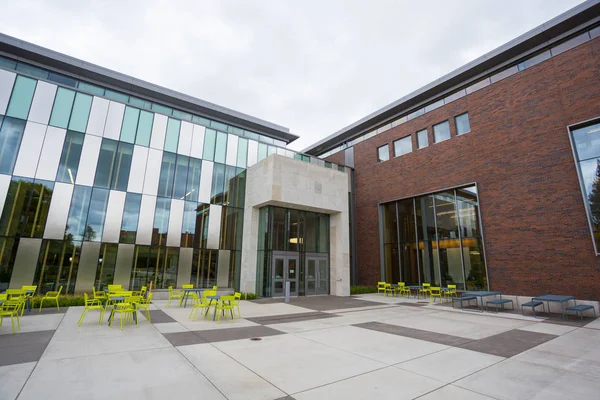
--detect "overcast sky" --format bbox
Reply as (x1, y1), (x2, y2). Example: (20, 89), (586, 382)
(0, 0), (584, 151)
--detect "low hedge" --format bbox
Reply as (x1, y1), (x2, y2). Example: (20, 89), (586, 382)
(350, 285), (378, 295)
(30, 295), (86, 308)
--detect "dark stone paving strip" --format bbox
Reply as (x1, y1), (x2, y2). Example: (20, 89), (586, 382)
(246, 312), (338, 325)
(396, 302), (428, 307)
(459, 329), (557, 358)
(0, 330), (55, 366)
(194, 325), (284, 343)
(251, 296), (384, 311)
(274, 396), (296, 400)
(163, 331), (207, 347)
(148, 309), (176, 323)
(353, 322), (473, 347)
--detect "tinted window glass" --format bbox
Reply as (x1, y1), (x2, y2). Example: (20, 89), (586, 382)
(68, 92), (93, 133)
(181, 201), (198, 248)
(135, 110), (153, 146)
(56, 131), (84, 184)
(120, 106), (140, 144)
(394, 136), (412, 157)
(433, 121), (451, 143)
(49, 87), (76, 128)
(173, 155), (190, 199)
(455, 113), (471, 135)
(16, 63), (48, 79)
(417, 129), (428, 149)
(0, 117), (26, 174)
(85, 188), (110, 241)
(111, 142), (133, 191)
(104, 90), (129, 103)
(152, 197), (171, 246)
(257, 143), (268, 161)
(65, 185), (93, 241)
(211, 163), (225, 204)
(202, 129), (216, 161)
(377, 145), (389, 162)
(236, 138), (248, 168)
(186, 158), (202, 202)
(214, 131), (227, 163)
(6, 75), (37, 119)
(164, 118), (180, 152)
(120, 193), (142, 244)
(77, 82), (105, 96)
(94, 139), (118, 189)
(158, 152), (177, 197)
(572, 122), (600, 161)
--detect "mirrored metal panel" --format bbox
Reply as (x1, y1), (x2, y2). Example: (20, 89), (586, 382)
(102, 190), (127, 243)
(166, 199), (184, 247)
(0, 69), (16, 114)
(36, 126), (66, 181)
(206, 204), (222, 249)
(135, 194), (157, 245)
(177, 121), (193, 156)
(103, 101), (124, 140)
(217, 249), (230, 287)
(150, 113), (167, 150)
(113, 243), (134, 287)
(13, 121), (46, 178)
(28, 81), (57, 125)
(42, 182), (74, 239)
(190, 124), (205, 159)
(8, 238), (42, 288)
(226, 134), (238, 166)
(198, 160), (213, 204)
(142, 148), (162, 196)
(0, 174), (11, 217)
(75, 134), (102, 186)
(176, 247), (193, 287)
(73, 241), (101, 293)
(86, 96), (109, 137)
(127, 145), (148, 193)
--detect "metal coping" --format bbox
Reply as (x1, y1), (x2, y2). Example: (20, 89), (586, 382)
(0, 32), (298, 144)
(303, 0), (600, 155)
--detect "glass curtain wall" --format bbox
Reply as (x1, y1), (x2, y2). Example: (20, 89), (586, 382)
(380, 185), (487, 290)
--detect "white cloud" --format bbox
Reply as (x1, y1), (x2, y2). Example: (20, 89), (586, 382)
(0, 0), (584, 150)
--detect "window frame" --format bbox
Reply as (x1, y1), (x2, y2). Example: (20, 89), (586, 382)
(377, 144), (390, 163)
(393, 135), (413, 158)
(433, 120), (451, 144)
(417, 129), (429, 149)
(455, 112), (471, 135)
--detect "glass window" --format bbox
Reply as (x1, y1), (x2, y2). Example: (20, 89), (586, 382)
(0, 177), (34, 237)
(94, 243), (118, 290)
(417, 129), (428, 149)
(68, 92), (93, 133)
(128, 96), (151, 109)
(181, 201), (200, 248)
(267, 146), (276, 156)
(65, 185), (93, 241)
(236, 138), (248, 168)
(85, 188), (110, 241)
(56, 131), (84, 184)
(455, 113), (471, 135)
(6, 75), (37, 119)
(393, 136), (412, 157)
(191, 248), (218, 288)
(173, 155), (190, 199)
(433, 121), (451, 143)
(0, 57), (17, 70)
(26, 179), (55, 238)
(223, 165), (237, 206)
(257, 143), (268, 162)
(260, 135), (274, 145)
(244, 130), (259, 140)
(16, 63), (48, 79)
(110, 142), (133, 191)
(151, 103), (172, 116)
(202, 129), (216, 161)
(77, 82), (105, 96)
(220, 206), (244, 250)
(120, 192), (142, 244)
(172, 110), (192, 121)
(211, 163), (226, 204)
(0, 117), (26, 174)
(164, 118), (180, 152)
(48, 73), (77, 88)
(104, 90), (129, 103)
(186, 158), (202, 202)
(192, 115), (210, 126)
(35, 239), (82, 294)
(120, 106), (140, 144)
(214, 131), (228, 164)
(0, 237), (19, 290)
(94, 139), (118, 189)
(152, 197), (171, 246)
(158, 152), (177, 198)
(210, 120), (228, 131)
(49, 87), (76, 128)
(572, 122), (600, 161)
(377, 145), (389, 162)
(324, 161), (332, 168)
(135, 110), (154, 146)
(434, 191), (463, 288)
(338, 165), (345, 172)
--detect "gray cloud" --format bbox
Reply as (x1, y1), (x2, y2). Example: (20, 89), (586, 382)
(0, 0), (583, 150)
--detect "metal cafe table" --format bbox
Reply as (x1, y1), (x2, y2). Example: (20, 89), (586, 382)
(206, 295), (220, 320)
(461, 291), (502, 312)
(106, 296), (138, 325)
(182, 288), (204, 308)
(407, 285), (422, 298)
(532, 294), (575, 320)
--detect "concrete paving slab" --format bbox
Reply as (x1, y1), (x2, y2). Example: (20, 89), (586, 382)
(583, 318), (600, 330)
(417, 384), (495, 399)
(293, 366), (443, 399)
(214, 333), (385, 394)
(299, 325), (448, 365)
(517, 322), (578, 336)
(526, 328), (600, 362)
(514, 347), (600, 380)
(0, 313), (64, 335)
(152, 322), (189, 333)
(179, 343), (287, 400)
(18, 347), (226, 400)
(0, 361), (36, 400)
(459, 329), (556, 358)
(396, 347), (504, 383)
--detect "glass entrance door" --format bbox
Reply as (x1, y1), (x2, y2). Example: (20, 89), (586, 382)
(305, 255), (329, 295)
(271, 253), (298, 297)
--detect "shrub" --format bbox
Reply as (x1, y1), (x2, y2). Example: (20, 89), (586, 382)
(239, 292), (257, 300)
(350, 285), (377, 295)
(30, 295), (86, 308)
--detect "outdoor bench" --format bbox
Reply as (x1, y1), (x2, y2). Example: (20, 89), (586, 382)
(486, 298), (514, 313)
(452, 295), (477, 310)
(565, 304), (596, 320)
(521, 300), (545, 318)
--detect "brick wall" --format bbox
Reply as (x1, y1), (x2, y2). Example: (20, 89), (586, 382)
(347, 37), (600, 300)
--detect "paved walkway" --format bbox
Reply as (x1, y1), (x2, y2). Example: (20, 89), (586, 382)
(1, 294), (599, 400)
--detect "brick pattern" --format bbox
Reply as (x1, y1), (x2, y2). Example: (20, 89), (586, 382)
(330, 37), (600, 300)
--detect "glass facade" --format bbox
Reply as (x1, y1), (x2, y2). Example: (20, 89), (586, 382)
(380, 185), (487, 290)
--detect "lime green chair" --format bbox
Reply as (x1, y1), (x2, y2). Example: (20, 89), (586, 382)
(39, 286), (62, 312)
(419, 283), (431, 298)
(377, 282), (386, 295)
(108, 297), (137, 330)
(6, 289), (25, 299)
(215, 295), (235, 323)
(232, 292), (242, 318)
(189, 292), (211, 321)
(135, 293), (153, 322)
(385, 283), (395, 297)
(182, 284), (194, 289)
(132, 286), (147, 297)
(398, 282), (410, 297)
(107, 284), (123, 292)
(92, 286), (106, 301)
(430, 287), (442, 304)
(0, 298), (24, 333)
(445, 284), (457, 299)
(166, 286), (183, 307)
(78, 293), (105, 326)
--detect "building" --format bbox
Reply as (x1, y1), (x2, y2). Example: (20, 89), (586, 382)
(305, 1), (600, 300)
(1, 1), (599, 300)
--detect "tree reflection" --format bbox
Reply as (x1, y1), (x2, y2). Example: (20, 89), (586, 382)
(588, 160), (600, 227)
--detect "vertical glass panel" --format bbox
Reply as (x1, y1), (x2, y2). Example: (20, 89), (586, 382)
(304, 212), (316, 253)
(433, 121), (451, 143)
(49, 87), (76, 128)
(65, 185), (93, 242)
(110, 142), (133, 191)
(16, 63), (48, 79)
(56, 130), (84, 184)
(77, 82), (105, 96)
(236, 138), (248, 168)
(377, 145), (389, 162)
(316, 214), (328, 253)
(157, 152), (177, 198)
(202, 129), (216, 161)
(210, 163), (226, 205)
(152, 197), (171, 246)
(271, 207), (286, 251)
(214, 131), (227, 164)
(397, 199), (419, 285)
(0, 237), (19, 290)
(35, 239), (81, 294)
(417, 129), (428, 149)
(267, 146), (276, 156)
(120, 106), (140, 144)
(393, 136), (412, 157)
(164, 118), (181, 153)
(68, 92), (93, 133)
(105, 90), (129, 104)
(257, 143), (268, 162)
(120, 193), (142, 244)
(95, 243), (118, 290)
(0, 117), (26, 174)
(232, 169), (246, 209)
(456, 186), (487, 290)
(27, 179), (55, 238)
(455, 113), (471, 135)
(382, 202), (399, 283)
(85, 188), (109, 242)
(191, 249), (218, 288)
(572, 122), (600, 161)
(181, 201), (197, 248)
(434, 191), (463, 289)
(223, 165), (237, 206)
(94, 139), (118, 189)
(155, 247), (178, 289)
(287, 209), (300, 252)
(173, 155), (190, 199)
(130, 245), (150, 290)
(0, 177), (33, 237)
(135, 110), (153, 146)
(219, 206), (243, 250)
(6, 75), (37, 119)
(185, 158), (202, 202)
(416, 195), (440, 286)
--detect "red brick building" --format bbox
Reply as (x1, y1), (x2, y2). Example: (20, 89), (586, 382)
(304, 2), (600, 300)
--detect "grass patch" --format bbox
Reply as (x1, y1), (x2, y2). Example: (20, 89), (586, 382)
(351, 285), (377, 295)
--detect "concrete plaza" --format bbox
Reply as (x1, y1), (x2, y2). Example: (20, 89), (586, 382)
(1, 294), (599, 400)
